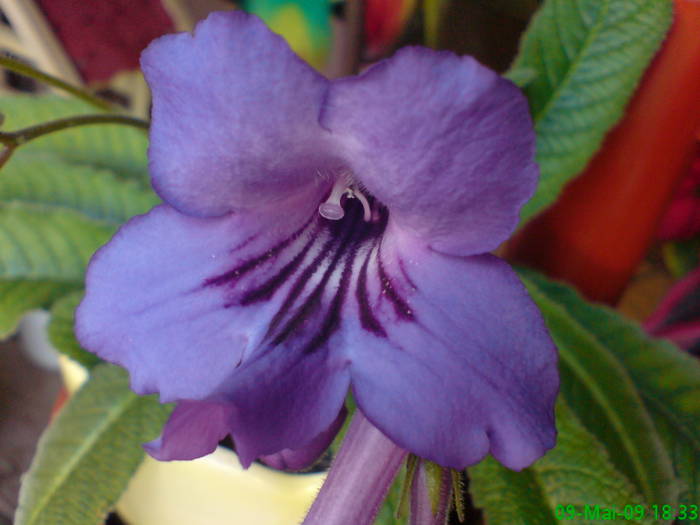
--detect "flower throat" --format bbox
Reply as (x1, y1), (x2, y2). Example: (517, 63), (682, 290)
(319, 177), (372, 222)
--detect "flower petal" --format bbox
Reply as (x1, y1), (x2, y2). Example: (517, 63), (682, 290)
(260, 407), (346, 471)
(145, 401), (233, 461)
(322, 47), (538, 256)
(219, 346), (350, 468)
(346, 228), (558, 470)
(77, 192), (353, 464)
(77, 189), (324, 402)
(142, 11), (337, 217)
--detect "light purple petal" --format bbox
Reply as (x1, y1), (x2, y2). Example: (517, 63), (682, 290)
(260, 407), (346, 471)
(142, 11), (338, 217)
(218, 343), (350, 468)
(77, 191), (352, 465)
(145, 401), (233, 461)
(345, 227), (558, 470)
(76, 189), (325, 402)
(322, 47), (538, 256)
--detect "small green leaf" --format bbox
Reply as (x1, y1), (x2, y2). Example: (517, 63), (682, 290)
(470, 399), (652, 525)
(0, 95), (148, 181)
(0, 151), (158, 224)
(0, 202), (113, 282)
(519, 269), (678, 510)
(0, 280), (73, 339)
(15, 364), (172, 525)
(527, 272), (700, 520)
(512, 0), (673, 222)
(48, 291), (100, 369)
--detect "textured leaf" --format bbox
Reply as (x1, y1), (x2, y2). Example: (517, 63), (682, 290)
(470, 399), (651, 525)
(48, 290), (100, 369)
(0, 280), (73, 339)
(0, 95), (148, 181)
(15, 364), (171, 525)
(514, 0), (673, 221)
(525, 272), (700, 521)
(519, 269), (677, 511)
(0, 202), (113, 282)
(0, 151), (158, 224)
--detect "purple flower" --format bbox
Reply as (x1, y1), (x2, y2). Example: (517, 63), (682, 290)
(76, 10), (558, 472)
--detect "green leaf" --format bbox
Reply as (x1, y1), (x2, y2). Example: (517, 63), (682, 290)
(0, 202), (113, 282)
(15, 364), (172, 525)
(526, 272), (700, 521)
(0, 151), (158, 224)
(48, 291), (101, 369)
(519, 269), (677, 510)
(0, 95), (148, 181)
(513, 0), (673, 222)
(0, 280), (73, 339)
(471, 398), (651, 525)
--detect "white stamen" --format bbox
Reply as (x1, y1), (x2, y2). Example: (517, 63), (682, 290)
(319, 178), (348, 220)
(318, 176), (373, 222)
(352, 188), (372, 222)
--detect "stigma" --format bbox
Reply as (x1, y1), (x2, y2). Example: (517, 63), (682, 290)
(319, 177), (372, 222)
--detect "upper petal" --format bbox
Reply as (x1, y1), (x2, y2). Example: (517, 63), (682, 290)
(345, 227), (558, 470)
(322, 47), (538, 256)
(142, 11), (338, 217)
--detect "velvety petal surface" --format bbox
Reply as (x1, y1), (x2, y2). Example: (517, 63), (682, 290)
(77, 191), (357, 465)
(145, 400), (234, 460)
(142, 11), (338, 217)
(321, 47), (538, 256)
(260, 407), (346, 471)
(344, 226), (558, 470)
(77, 188), (327, 402)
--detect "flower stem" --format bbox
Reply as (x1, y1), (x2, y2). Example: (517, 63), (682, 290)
(302, 412), (407, 525)
(0, 54), (112, 111)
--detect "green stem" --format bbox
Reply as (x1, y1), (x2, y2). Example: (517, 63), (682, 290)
(0, 54), (112, 111)
(0, 114), (149, 169)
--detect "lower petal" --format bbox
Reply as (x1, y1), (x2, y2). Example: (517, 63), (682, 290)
(220, 344), (350, 467)
(145, 400), (233, 461)
(76, 191), (323, 402)
(346, 229), (558, 470)
(260, 407), (347, 472)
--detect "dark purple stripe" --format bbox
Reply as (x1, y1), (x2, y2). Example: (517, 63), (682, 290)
(265, 231), (340, 338)
(270, 210), (363, 347)
(356, 242), (387, 337)
(239, 222), (322, 306)
(398, 257), (418, 292)
(204, 215), (315, 288)
(377, 244), (415, 321)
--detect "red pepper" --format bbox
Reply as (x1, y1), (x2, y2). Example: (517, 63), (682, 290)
(507, 0), (700, 305)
